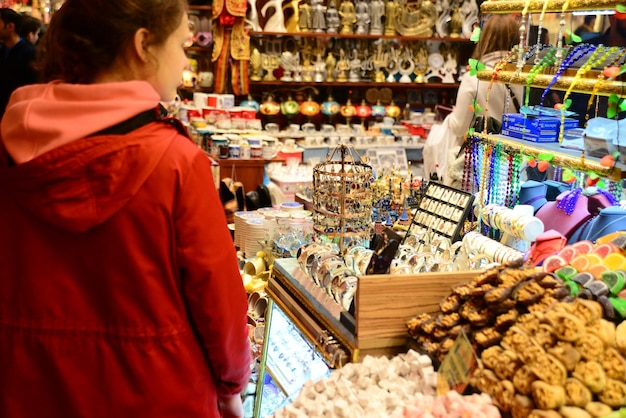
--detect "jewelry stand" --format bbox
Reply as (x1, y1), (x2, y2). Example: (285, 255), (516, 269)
(312, 144), (373, 256)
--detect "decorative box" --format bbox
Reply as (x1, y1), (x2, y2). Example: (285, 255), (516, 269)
(501, 113), (579, 143)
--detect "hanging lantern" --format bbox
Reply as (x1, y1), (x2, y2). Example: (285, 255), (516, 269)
(300, 95), (320, 121)
(340, 98), (356, 127)
(321, 93), (340, 124)
(260, 94), (280, 116)
(280, 94), (300, 120)
(385, 100), (401, 120)
(240, 94), (260, 112)
(355, 100), (372, 128)
(371, 100), (386, 120)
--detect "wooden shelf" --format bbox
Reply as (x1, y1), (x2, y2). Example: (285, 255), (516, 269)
(188, 5), (212, 11)
(476, 64), (625, 97)
(249, 31), (473, 42)
(250, 80), (460, 89)
(472, 132), (625, 181)
(480, 0), (618, 13)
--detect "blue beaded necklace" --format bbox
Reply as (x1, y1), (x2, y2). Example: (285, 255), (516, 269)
(540, 44), (597, 109)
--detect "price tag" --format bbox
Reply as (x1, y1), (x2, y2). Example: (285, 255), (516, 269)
(436, 331), (478, 395)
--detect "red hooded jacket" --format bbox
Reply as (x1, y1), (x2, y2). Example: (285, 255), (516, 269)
(0, 81), (251, 417)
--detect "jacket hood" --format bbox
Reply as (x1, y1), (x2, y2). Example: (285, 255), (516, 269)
(0, 81), (177, 233)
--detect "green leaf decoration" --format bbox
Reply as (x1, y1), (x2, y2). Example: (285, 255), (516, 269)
(563, 99), (572, 110)
(470, 27), (481, 43)
(608, 94), (619, 119)
(469, 59), (486, 76)
(566, 29), (582, 44)
(619, 64), (626, 76)
(538, 153), (554, 161)
(589, 171), (599, 180)
(597, 179), (606, 189)
(617, 4), (626, 12)
(472, 100), (483, 114)
(562, 169), (576, 181)
(613, 151), (621, 160)
(620, 99), (626, 113)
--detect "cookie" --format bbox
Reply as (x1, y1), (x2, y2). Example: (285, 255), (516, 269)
(531, 380), (566, 410)
(548, 341), (582, 372)
(563, 377), (592, 407)
(573, 360), (607, 393)
(598, 378), (626, 407)
(576, 332), (606, 361)
(600, 347), (626, 381)
(530, 353), (568, 386)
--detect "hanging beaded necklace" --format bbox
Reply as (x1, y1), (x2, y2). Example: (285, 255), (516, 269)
(556, 188), (583, 215)
(540, 44), (596, 109)
(555, 0), (571, 66)
(515, 0), (533, 73)
(525, 47), (557, 108)
(585, 47), (626, 125)
(559, 45), (617, 143)
(534, 0), (551, 64)
(484, 50), (517, 130)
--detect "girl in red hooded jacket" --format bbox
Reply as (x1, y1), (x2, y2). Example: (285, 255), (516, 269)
(0, 1), (250, 417)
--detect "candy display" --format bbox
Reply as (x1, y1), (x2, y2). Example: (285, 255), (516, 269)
(272, 350), (501, 418)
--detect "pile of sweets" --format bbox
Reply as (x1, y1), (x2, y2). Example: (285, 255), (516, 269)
(407, 259), (571, 361)
(543, 239), (626, 320)
(471, 299), (626, 418)
(272, 350), (500, 418)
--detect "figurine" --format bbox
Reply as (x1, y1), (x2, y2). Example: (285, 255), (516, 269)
(336, 48), (350, 82)
(396, 0), (437, 36)
(384, 0), (398, 35)
(354, 0), (370, 35)
(299, 0), (312, 32)
(292, 52), (303, 81)
(435, 0), (451, 37)
(250, 47), (263, 81)
(385, 47), (399, 83)
(283, 0), (302, 32)
(339, 0), (357, 34)
(261, 0), (287, 32)
(246, 0), (262, 31)
(412, 43), (428, 83)
(301, 55), (314, 82)
(326, 0), (341, 33)
(449, 5), (463, 37)
(372, 43), (386, 83)
(314, 53), (326, 82)
(325, 52), (337, 81)
(280, 51), (296, 81)
(369, 0), (385, 35)
(441, 53), (458, 83)
(311, 0), (327, 32)
(348, 49), (362, 82)
(461, 0), (479, 38)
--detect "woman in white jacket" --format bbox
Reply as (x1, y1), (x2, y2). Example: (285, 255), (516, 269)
(423, 14), (523, 185)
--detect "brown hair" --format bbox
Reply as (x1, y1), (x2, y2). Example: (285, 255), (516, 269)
(41, 0), (188, 83)
(472, 14), (519, 60)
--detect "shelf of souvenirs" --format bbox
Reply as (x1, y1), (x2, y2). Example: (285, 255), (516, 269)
(476, 64), (625, 97)
(249, 80), (461, 89)
(471, 132), (625, 181)
(248, 31), (473, 43)
(480, 0), (618, 13)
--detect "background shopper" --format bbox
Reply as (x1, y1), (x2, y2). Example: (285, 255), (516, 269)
(0, 1), (250, 417)
(0, 8), (37, 116)
(423, 14), (523, 185)
(18, 14), (43, 45)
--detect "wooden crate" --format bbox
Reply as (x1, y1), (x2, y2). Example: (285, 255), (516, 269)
(355, 271), (480, 351)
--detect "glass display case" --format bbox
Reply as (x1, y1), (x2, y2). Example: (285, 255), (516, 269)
(253, 302), (331, 418)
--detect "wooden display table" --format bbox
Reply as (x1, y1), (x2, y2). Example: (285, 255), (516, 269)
(218, 158), (283, 194)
